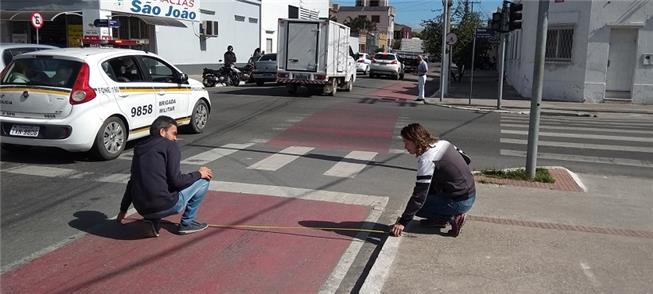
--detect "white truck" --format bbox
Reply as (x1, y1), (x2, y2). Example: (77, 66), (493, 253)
(276, 18), (357, 96)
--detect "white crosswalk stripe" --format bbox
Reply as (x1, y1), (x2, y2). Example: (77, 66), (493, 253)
(323, 151), (378, 178)
(248, 146), (314, 171)
(180, 143), (255, 165)
(500, 114), (653, 168)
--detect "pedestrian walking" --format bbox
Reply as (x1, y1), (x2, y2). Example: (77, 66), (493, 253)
(116, 116), (214, 237)
(391, 123), (476, 237)
(416, 55), (428, 101)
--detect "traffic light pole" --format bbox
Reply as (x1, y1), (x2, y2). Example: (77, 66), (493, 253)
(526, 0), (550, 179)
(440, 0), (450, 102)
(497, 33), (506, 109)
(469, 30), (476, 105)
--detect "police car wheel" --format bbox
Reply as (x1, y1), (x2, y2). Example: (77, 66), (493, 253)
(92, 117), (126, 160)
(188, 100), (209, 134)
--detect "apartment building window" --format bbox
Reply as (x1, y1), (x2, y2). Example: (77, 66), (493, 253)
(371, 15), (380, 23)
(235, 15), (245, 22)
(370, 0), (379, 6)
(249, 17), (258, 23)
(356, 0), (364, 6)
(546, 26), (573, 62)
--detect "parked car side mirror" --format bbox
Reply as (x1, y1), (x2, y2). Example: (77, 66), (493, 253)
(176, 72), (189, 84)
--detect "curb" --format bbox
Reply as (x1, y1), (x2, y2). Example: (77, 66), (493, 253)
(422, 100), (597, 117)
(358, 230), (402, 293)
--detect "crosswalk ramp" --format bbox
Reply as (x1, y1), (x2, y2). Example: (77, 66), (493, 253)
(499, 114), (653, 168)
(119, 143), (396, 179)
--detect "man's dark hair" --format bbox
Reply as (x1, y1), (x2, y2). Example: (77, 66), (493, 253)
(150, 116), (178, 137)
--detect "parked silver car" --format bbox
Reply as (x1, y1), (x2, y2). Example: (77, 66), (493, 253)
(252, 53), (277, 86)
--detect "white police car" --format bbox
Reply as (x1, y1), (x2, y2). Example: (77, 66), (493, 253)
(0, 48), (210, 160)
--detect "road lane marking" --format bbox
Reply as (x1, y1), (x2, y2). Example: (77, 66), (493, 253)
(96, 173), (131, 184)
(500, 138), (653, 153)
(323, 151), (377, 178)
(500, 117), (652, 127)
(180, 143), (254, 165)
(500, 149), (653, 168)
(4, 165), (78, 178)
(501, 130), (653, 143)
(500, 123), (653, 135)
(248, 146), (314, 171)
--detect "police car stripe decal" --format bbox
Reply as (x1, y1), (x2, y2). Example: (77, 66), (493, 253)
(128, 116), (192, 133)
(118, 87), (193, 93)
(0, 86), (70, 96)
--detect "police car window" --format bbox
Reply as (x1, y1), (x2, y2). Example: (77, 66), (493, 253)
(2, 48), (49, 66)
(258, 54), (276, 61)
(1, 58), (81, 88)
(140, 56), (175, 83)
(103, 56), (144, 83)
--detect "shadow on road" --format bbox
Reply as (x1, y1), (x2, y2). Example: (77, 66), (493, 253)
(69, 211), (171, 240)
(298, 220), (387, 245)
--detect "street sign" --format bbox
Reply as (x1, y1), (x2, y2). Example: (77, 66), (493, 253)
(475, 28), (495, 39)
(31, 12), (43, 29)
(446, 32), (458, 45)
(93, 19), (121, 28)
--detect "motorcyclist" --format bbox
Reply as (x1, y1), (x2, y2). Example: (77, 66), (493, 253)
(224, 45), (237, 67)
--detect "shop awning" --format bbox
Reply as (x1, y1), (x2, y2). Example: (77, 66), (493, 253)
(111, 13), (187, 28)
(0, 11), (82, 21)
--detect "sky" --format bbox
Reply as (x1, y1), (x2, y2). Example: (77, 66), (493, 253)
(331, 0), (503, 31)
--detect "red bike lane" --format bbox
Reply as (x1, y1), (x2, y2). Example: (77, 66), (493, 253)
(2, 191), (374, 293)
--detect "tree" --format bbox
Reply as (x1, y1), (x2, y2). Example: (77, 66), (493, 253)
(419, 0), (489, 80)
(343, 16), (377, 34)
(392, 39), (402, 50)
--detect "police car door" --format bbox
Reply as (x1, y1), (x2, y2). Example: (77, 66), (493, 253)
(101, 56), (156, 137)
(138, 56), (189, 122)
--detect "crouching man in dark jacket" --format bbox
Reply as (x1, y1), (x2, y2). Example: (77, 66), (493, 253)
(117, 116), (214, 237)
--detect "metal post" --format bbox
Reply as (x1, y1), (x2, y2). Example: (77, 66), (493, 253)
(36, 28), (40, 44)
(440, 0), (449, 102)
(469, 30), (477, 105)
(497, 33), (506, 109)
(526, 0), (550, 179)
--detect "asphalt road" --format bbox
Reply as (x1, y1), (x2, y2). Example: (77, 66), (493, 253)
(1, 73), (651, 292)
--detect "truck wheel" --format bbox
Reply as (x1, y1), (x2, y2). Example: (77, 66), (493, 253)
(256, 80), (264, 86)
(395, 73), (400, 80)
(187, 99), (209, 134)
(344, 77), (353, 92)
(287, 85), (297, 95)
(91, 116), (126, 160)
(400, 73), (405, 80)
(324, 79), (337, 96)
(1, 144), (31, 152)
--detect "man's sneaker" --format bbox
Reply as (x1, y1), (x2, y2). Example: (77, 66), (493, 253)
(178, 221), (209, 235)
(419, 218), (448, 228)
(143, 218), (161, 237)
(449, 213), (466, 237)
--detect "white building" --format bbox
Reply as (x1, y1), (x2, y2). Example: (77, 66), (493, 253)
(260, 0), (329, 54)
(0, 0), (262, 74)
(504, 0), (652, 104)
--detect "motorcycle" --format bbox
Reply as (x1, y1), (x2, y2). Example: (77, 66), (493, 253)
(202, 66), (240, 87)
(237, 62), (255, 83)
(202, 67), (220, 87)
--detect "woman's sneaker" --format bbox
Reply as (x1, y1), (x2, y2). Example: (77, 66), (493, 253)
(178, 220), (209, 235)
(449, 213), (466, 237)
(419, 218), (448, 228)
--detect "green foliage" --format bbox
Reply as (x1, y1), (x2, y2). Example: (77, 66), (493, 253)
(480, 168), (556, 183)
(343, 16), (377, 34)
(419, 0), (491, 75)
(392, 39), (401, 50)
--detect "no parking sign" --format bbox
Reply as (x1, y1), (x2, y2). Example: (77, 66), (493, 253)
(31, 12), (43, 44)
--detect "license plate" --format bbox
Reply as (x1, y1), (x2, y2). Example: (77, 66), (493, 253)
(294, 73), (309, 80)
(9, 125), (39, 137)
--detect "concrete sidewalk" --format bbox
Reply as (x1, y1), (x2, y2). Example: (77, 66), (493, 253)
(362, 172), (653, 293)
(424, 70), (653, 116)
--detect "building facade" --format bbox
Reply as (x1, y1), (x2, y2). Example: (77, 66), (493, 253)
(394, 23), (412, 40)
(330, 0), (395, 51)
(0, 0), (262, 74)
(504, 0), (653, 104)
(260, 0), (329, 54)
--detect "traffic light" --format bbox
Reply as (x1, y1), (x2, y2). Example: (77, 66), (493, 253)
(508, 2), (523, 31)
(490, 12), (502, 31)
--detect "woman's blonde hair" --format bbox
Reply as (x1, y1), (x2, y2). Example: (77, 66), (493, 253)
(401, 123), (438, 156)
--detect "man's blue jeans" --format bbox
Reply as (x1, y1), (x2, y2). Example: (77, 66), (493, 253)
(143, 179), (210, 226)
(416, 192), (476, 220)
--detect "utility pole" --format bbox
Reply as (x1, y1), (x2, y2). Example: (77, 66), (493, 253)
(526, 0), (549, 179)
(468, 0), (480, 104)
(497, 1), (509, 110)
(440, 0), (451, 102)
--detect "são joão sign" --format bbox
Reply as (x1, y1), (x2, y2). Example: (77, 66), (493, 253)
(102, 0), (200, 22)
